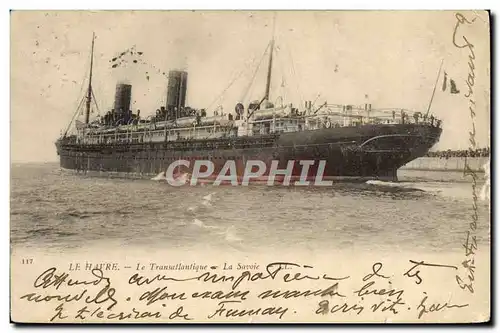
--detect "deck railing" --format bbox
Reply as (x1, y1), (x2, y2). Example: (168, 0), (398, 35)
(64, 103), (441, 146)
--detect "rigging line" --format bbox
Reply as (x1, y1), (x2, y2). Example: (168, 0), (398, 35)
(285, 41), (304, 108)
(64, 54), (91, 128)
(311, 93), (321, 107)
(59, 45), (93, 138)
(244, 76), (256, 107)
(205, 58), (253, 113)
(275, 45), (290, 105)
(61, 66), (89, 137)
(63, 96), (85, 137)
(91, 88), (101, 115)
(241, 42), (271, 103)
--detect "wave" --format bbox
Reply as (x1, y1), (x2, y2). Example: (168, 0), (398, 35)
(67, 212), (91, 219)
(59, 209), (134, 218)
(203, 193), (215, 202)
(151, 171), (167, 181)
(55, 231), (79, 237)
(201, 192), (216, 207)
(366, 180), (407, 188)
(188, 192), (242, 243)
(151, 171), (192, 184)
(216, 225), (243, 242)
(366, 179), (489, 202)
(192, 218), (219, 229)
(26, 227), (54, 235)
(365, 180), (426, 193)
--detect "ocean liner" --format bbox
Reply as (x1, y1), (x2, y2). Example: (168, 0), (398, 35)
(55, 31), (442, 184)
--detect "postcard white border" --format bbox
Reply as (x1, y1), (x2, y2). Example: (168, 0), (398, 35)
(3, 1), (497, 332)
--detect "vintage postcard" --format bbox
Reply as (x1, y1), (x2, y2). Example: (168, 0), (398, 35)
(10, 10), (491, 323)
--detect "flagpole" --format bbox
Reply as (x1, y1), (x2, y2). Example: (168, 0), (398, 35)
(425, 59), (444, 117)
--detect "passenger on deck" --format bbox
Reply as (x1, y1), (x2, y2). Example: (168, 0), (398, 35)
(413, 112), (419, 124)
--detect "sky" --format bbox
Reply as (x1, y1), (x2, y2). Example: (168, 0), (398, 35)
(10, 10), (491, 162)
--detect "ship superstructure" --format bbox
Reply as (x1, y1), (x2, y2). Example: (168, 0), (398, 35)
(56, 28), (442, 183)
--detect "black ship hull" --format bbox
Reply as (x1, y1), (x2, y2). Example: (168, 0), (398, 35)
(56, 123), (442, 183)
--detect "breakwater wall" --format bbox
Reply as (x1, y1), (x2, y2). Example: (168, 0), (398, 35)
(401, 157), (489, 172)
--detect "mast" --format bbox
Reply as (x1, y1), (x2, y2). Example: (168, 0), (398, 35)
(425, 59), (444, 117)
(247, 14), (277, 119)
(264, 39), (274, 101)
(263, 13), (277, 102)
(84, 32), (95, 124)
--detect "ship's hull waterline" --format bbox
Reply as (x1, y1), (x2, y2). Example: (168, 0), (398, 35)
(57, 124), (442, 184)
